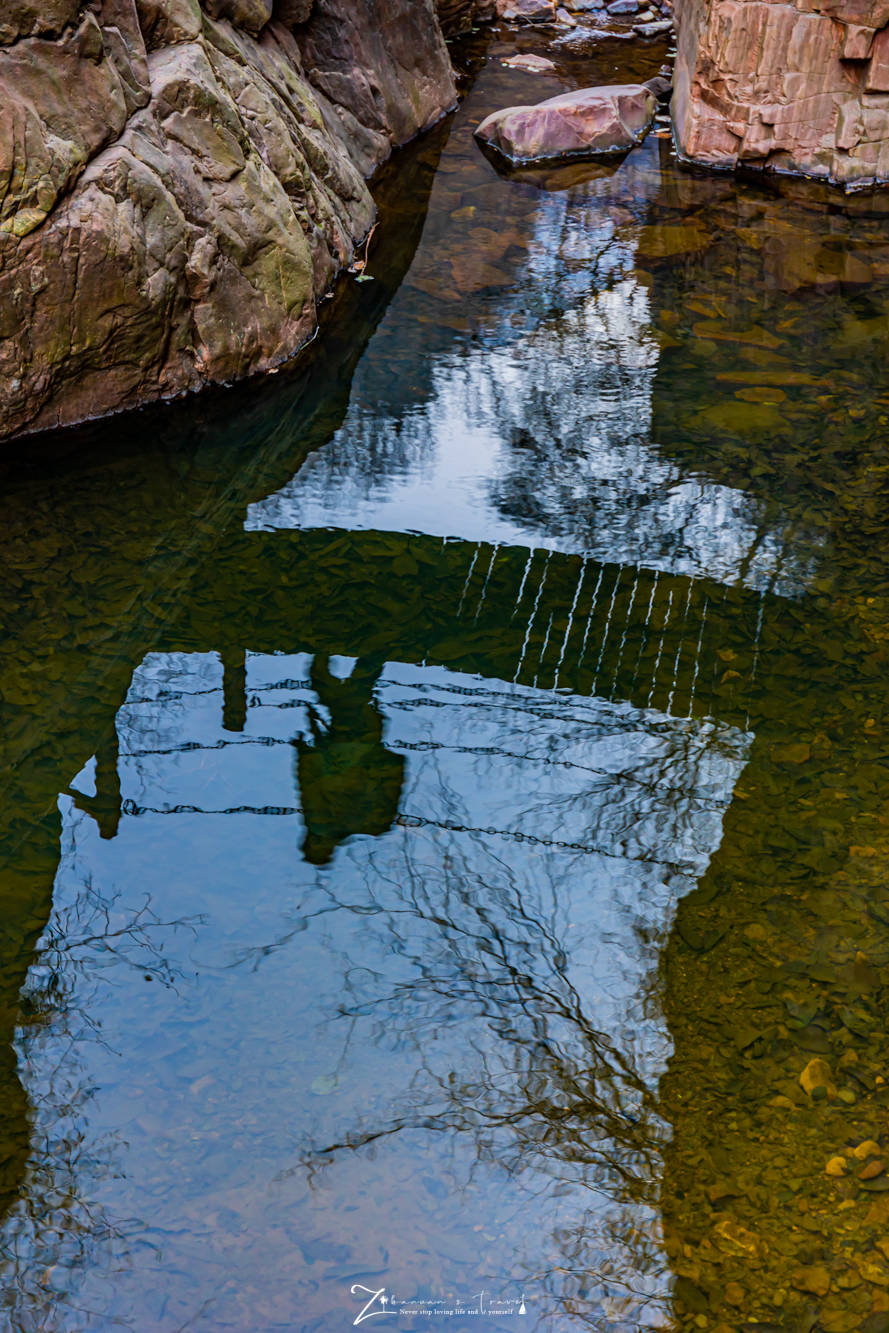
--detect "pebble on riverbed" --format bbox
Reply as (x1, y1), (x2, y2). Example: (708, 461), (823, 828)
(800, 1056), (837, 1098)
(855, 1140), (884, 1160)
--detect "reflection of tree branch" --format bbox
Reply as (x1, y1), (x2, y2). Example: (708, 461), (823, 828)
(290, 838), (665, 1202)
(0, 879), (207, 1327)
(28, 884), (204, 997)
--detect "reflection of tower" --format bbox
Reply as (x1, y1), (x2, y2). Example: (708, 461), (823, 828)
(294, 655), (405, 866)
(519, 1294), (526, 1315)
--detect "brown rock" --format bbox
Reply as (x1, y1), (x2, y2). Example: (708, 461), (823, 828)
(672, 0), (889, 185)
(136, 0), (203, 47)
(436, 0), (496, 32)
(0, 0), (81, 44)
(854, 1139), (883, 1159)
(799, 1057), (836, 1098)
(0, 0), (457, 440)
(0, 4), (150, 240)
(201, 0), (274, 33)
(474, 83), (656, 162)
(792, 1265), (832, 1297)
(296, 0), (456, 177)
(857, 1256), (889, 1286)
(275, 0), (314, 23)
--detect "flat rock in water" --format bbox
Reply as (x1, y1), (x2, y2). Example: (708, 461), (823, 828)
(501, 53), (558, 70)
(553, 24), (636, 48)
(607, 0), (639, 13)
(634, 17), (672, 33)
(474, 84), (657, 163)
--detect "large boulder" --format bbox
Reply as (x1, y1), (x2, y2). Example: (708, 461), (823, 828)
(474, 84), (656, 163)
(673, 0), (889, 185)
(0, 0), (456, 440)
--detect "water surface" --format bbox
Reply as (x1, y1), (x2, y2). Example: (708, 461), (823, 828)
(4, 24), (889, 1333)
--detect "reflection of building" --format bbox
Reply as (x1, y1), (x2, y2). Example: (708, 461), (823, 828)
(20, 518), (883, 1328)
(294, 655), (404, 865)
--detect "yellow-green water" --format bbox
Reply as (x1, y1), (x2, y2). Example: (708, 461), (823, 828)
(4, 24), (889, 1332)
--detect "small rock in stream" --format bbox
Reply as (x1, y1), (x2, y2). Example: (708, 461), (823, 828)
(501, 52), (559, 70)
(635, 17), (673, 34)
(644, 73), (673, 100)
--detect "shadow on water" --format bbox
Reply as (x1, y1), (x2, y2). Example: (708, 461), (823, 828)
(5, 23), (889, 1332)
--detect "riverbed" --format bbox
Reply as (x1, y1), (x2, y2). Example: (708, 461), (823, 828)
(3, 23), (889, 1333)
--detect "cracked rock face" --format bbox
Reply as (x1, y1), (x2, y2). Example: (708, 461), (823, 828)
(672, 0), (889, 185)
(0, 0), (455, 440)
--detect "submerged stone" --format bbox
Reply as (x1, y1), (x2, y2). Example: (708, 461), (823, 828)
(474, 84), (656, 163)
(799, 1057), (836, 1098)
(791, 1265), (831, 1297)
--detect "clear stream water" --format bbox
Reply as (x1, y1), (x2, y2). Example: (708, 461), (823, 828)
(5, 24), (889, 1333)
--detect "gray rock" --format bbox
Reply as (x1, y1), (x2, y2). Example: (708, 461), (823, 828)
(607, 0), (638, 14)
(643, 72), (673, 99)
(634, 17), (672, 33)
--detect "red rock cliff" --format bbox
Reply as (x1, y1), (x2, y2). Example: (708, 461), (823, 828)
(672, 0), (889, 185)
